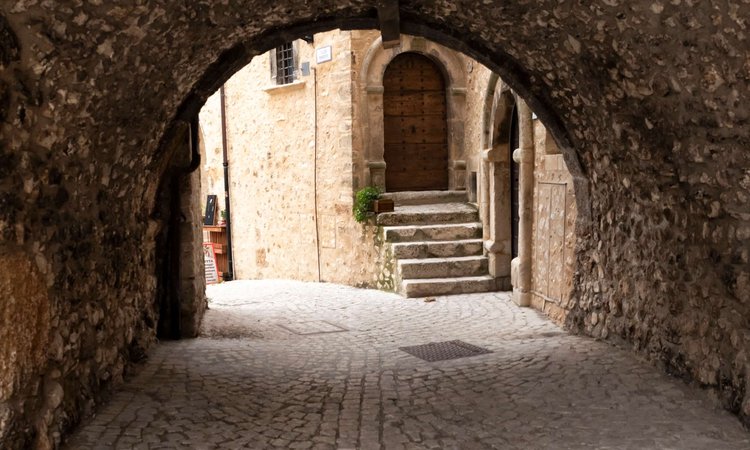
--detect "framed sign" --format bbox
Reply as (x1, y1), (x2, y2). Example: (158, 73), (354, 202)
(316, 45), (332, 64)
(204, 194), (217, 225)
(203, 243), (220, 284)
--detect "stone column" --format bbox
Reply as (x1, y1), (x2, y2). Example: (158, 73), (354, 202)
(365, 85), (386, 190)
(483, 146), (512, 289)
(479, 153), (491, 243)
(447, 87), (467, 190)
(511, 100), (534, 307)
(368, 160), (387, 190)
(451, 159), (466, 191)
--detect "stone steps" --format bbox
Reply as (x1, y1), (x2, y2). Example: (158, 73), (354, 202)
(401, 275), (497, 298)
(398, 255), (489, 279)
(391, 239), (484, 259)
(380, 190), (467, 206)
(383, 223), (483, 243)
(378, 198), (496, 298)
(376, 203), (478, 226)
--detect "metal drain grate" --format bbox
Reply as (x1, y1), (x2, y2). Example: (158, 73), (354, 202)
(399, 340), (492, 362)
(277, 320), (348, 335)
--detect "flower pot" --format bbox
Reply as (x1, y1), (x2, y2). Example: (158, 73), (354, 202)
(373, 198), (394, 213)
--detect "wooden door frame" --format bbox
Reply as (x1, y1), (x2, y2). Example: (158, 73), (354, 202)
(382, 52), (449, 192)
(358, 35), (467, 192)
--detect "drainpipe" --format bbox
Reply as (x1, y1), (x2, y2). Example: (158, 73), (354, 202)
(220, 86), (235, 281)
(312, 67), (322, 282)
(511, 100), (534, 307)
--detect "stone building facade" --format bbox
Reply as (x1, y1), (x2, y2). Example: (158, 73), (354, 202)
(2, 2), (749, 448)
(200, 30), (381, 285)
(199, 29), (578, 314)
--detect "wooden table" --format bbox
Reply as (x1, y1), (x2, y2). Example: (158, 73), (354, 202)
(203, 225), (228, 279)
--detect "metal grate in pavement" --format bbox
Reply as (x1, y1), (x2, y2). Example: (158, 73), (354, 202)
(399, 340), (492, 362)
(277, 320), (348, 335)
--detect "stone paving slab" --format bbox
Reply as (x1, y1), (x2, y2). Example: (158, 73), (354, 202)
(64, 280), (750, 449)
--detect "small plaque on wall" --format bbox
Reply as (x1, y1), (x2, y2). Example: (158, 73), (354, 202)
(204, 194), (217, 225)
(316, 45), (332, 64)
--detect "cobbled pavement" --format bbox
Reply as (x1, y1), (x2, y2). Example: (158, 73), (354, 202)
(64, 280), (750, 449)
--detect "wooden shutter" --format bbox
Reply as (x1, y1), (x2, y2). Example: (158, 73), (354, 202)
(383, 53), (449, 192)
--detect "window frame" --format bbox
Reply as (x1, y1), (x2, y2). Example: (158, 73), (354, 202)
(271, 42), (297, 85)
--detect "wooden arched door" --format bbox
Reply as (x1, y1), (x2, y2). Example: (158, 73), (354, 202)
(383, 53), (449, 192)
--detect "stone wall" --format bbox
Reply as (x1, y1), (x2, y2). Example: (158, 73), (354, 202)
(1, 2), (749, 448)
(200, 37), (319, 281)
(462, 63), (579, 316)
(463, 60), (493, 178)
(200, 30), (382, 286)
(530, 121), (577, 322)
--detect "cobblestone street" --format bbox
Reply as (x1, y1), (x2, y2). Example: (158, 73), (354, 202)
(65, 281), (750, 449)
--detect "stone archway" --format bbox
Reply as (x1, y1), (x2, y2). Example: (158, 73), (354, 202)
(2, 2), (750, 447)
(357, 34), (468, 192)
(479, 77), (519, 290)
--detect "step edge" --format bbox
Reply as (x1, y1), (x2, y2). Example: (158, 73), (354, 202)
(391, 239), (484, 247)
(397, 255), (489, 265)
(382, 222), (483, 231)
(401, 275), (495, 284)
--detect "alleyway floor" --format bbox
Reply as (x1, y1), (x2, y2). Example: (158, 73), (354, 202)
(65, 280), (750, 449)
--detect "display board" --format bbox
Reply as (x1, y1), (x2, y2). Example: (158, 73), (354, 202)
(204, 194), (218, 225)
(203, 242), (220, 284)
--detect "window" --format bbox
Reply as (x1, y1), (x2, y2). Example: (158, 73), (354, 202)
(274, 42), (295, 85)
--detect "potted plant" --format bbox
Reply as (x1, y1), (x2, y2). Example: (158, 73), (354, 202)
(353, 186), (380, 223)
(219, 210), (227, 226)
(373, 196), (394, 213)
(353, 186), (394, 223)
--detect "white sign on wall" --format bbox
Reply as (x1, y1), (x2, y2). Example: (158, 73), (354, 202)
(316, 45), (332, 64)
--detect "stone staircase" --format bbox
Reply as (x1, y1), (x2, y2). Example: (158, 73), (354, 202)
(377, 192), (496, 298)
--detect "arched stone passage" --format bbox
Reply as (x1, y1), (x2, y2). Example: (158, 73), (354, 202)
(1, 2), (749, 447)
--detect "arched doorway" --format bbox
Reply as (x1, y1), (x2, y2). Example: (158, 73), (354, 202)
(509, 104), (520, 258)
(383, 53), (449, 192)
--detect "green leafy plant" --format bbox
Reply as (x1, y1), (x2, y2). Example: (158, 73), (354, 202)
(353, 186), (381, 223)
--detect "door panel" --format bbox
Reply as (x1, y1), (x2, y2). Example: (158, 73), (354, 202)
(383, 53), (449, 192)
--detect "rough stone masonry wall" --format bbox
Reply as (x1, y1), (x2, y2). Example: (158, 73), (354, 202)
(0, 1), (749, 448)
(200, 37), (320, 281)
(200, 30), (382, 286)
